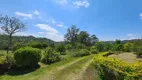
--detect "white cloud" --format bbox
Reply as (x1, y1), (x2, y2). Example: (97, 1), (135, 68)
(15, 10), (40, 20)
(52, 20), (56, 24)
(140, 13), (142, 19)
(54, 0), (68, 5)
(35, 24), (64, 41)
(57, 24), (64, 27)
(15, 12), (33, 19)
(14, 32), (37, 37)
(57, 24), (67, 28)
(36, 24), (58, 34)
(38, 32), (45, 34)
(73, 1), (90, 8)
(129, 37), (136, 40)
(0, 28), (3, 34)
(54, 0), (90, 9)
(126, 34), (136, 37)
(56, 0), (68, 5)
(33, 10), (40, 15)
(51, 20), (67, 28)
(124, 34), (138, 40)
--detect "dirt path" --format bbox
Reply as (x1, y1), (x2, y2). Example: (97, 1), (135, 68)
(0, 55), (100, 80)
(38, 55), (98, 80)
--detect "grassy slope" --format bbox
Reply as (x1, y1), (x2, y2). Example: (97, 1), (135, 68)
(0, 55), (100, 80)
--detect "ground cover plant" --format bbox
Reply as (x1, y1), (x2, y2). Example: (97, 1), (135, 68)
(93, 52), (142, 80)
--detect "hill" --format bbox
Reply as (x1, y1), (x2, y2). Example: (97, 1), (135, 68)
(0, 34), (55, 50)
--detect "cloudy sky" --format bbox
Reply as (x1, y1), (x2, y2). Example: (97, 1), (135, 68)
(0, 0), (142, 41)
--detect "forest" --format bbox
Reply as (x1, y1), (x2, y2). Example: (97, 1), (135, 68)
(0, 15), (142, 80)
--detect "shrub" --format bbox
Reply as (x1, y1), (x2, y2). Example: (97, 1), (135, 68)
(93, 52), (142, 80)
(0, 53), (15, 74)
(0, 56), (10, 74)
(12, 42), (26, 51)
(134, 46), (142, 58)
(65, 44), (72, 50)
(41, 47), (62, 64)
(103, 51), (115, 57)
(74, 49), (91, 57)
(56, 44), (66, 55)
(123, 43), (133, 52)
(14, 47), (41, 68)
(76, 43), (86, 50)
(90, 46), (98, 54)
(27, 41), (48, 49)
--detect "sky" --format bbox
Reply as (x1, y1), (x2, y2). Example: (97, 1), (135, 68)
(0, 0), (142, 41)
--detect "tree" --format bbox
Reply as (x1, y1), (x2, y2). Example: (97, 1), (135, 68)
(56, 44), (66, 55)
(76, 43), (86, 50)
(77, 31), (89, 46)
(65, 44), (72, 50)
(95, 42), (105, 52)
(0, 15), (26, 53)
(113, 39), (123, 53)
(123, 42), (133, 52)
(103, 42), (114, 51)
(90, 35), (98, 45)
(64, 25), (79, 46)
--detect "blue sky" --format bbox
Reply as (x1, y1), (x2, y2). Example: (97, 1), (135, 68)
(0, 0), (142, 41)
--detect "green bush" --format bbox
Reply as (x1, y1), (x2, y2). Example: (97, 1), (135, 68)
(76, 43), (86, 50)
(14, 47), (41, 68)
(27, 41), (48, 49)
(74, 49), (91, 57)
(65, 44), (72, 50)
(134, 46), (142, 58)
(12, 42), (26, 51)
(90, 46), (98, 54)
(41, 47), (62, 64)
(0, 56), (10, 74)
(56, 44), (66, 55)
(0, 53), (15, 74)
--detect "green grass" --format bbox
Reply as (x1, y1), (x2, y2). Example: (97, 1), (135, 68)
(0, 54), (99, 80)
(46, 55), (94, 80)
(82, 63), (102, 80)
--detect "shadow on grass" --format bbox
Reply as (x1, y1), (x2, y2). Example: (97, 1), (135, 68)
(7, 65), (40, 76)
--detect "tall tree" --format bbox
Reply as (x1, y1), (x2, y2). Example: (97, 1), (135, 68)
(90, 35), (98, 45)
(64, 25), (79, 46)
(0, 15), (26, 53)
(95, 42), (105, 52)
(113, 39), (123, 53)
(77, 31), (89, 46)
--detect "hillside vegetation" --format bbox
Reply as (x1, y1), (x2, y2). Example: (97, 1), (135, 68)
(0, 15), (142, 80)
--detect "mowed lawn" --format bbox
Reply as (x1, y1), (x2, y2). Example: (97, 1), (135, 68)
(108, 52), (142, 64)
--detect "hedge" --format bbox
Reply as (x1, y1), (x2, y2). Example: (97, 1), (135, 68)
(14, 47), (41, 68)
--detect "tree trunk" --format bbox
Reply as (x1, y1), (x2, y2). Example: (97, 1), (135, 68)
(7, 34), (12, 54)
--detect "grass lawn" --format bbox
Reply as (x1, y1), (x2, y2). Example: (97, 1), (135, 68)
(0, 54), (100, 80)
(108, 52), (142, 64)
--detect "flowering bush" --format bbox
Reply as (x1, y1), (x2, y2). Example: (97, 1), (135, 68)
(93, 52), (142, 80)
